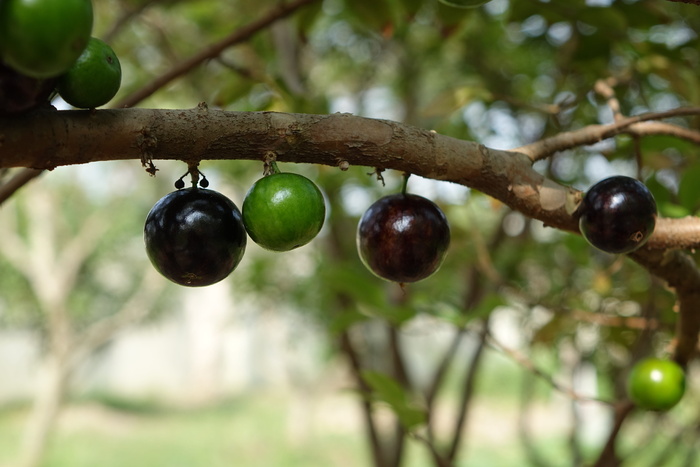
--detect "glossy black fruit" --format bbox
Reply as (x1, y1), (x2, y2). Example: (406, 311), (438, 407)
(144, 188), (246, 286)
(357, 193), (450, 283)
(578, 176), (657, 254)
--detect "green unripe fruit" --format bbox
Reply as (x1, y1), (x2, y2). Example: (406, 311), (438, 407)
(626, 358), (685, 411)
(57, 37), (121, 109)
(242, 172), (325, 252)
(0, 0), (93, 78)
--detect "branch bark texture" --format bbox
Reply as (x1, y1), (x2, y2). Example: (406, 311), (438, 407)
(0, 107), (582, 232)
(2, 107), (700, 250)
(3, 107), (700, 364)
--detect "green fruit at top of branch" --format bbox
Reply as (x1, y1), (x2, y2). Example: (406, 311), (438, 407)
(626, 358), (685, 411)
(438, 0), (492, 8)
(57, 37), (121, 109)
(242, 172), (326, 252)
(144, 187), (247, 287)
(578, 175), (657, 254)
(357, 193), (450, 284)
(0, 0), (93, 78)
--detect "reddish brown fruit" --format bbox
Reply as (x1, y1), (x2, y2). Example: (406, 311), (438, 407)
(357, 193), (450, 283)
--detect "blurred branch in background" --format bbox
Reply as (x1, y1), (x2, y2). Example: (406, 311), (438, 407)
(0, 182), (167, 467)
(113, 0), (321, 109)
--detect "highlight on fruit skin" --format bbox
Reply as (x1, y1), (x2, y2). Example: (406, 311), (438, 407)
(357, 193), (450, 284)
(144, 187), (247, 287)
(577, 175), (657, 254)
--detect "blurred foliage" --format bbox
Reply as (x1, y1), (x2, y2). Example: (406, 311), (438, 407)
(3, 0), (700, 464)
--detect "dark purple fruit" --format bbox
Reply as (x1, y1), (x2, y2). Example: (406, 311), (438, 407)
(357, 193), (450, 283)
(0, 61), (56, 114)
(144, 188), (247, 286)
(578, 175), (657, 254)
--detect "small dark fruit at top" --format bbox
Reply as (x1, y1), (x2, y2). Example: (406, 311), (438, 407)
(357, 193), (450, 284)
(144, 187), (247, 286)
(0, 61), (56, 114)
(578, 175), (657, 254)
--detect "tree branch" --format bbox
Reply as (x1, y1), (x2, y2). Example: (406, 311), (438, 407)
(629, 249), (700, 367)
(0, 168), (43, 204)
(447, 319), (489, 462)
(592, 402), (635, 467)
(340, 330), (387, 467)
(516, 107), (700, 162)
(113, 0), (321, 109)
(103, 0), (178, 44)
(71, 268), (166, 366)
(4, 107), (700, 363)
(4, 107), (700, 251)
(0, 107), (583, 232)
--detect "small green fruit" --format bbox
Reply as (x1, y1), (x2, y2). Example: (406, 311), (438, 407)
(0, 0), (93, 78)
(57, 37), (121, 109)
(626, 358), (685, 411)
(242, 172), (325, 252)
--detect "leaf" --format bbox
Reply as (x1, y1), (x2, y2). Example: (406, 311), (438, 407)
(678, 164), (700, 213)
(577, 8), (628, 39)
(644, 174), (672, 208)
(320, 262), (386, 310)
(361, 371), (426, 430)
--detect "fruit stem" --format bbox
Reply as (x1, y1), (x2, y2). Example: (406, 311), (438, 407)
(188, 161), (200, 187)
(270, 161), (282, 175)
(401, 172), (411, 195)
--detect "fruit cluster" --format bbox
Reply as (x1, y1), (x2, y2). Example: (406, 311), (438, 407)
(0, 0), (122, 113)
(144, 168), (452, 288)
(144, 166), (326, 287)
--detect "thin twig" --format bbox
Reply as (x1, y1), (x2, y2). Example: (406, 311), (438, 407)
(114, 0), (321, 108)
(340, 330), (387, 467)
(103, 0), (177, 43)
(486, 330), (614, 405)
(519, 369), (555, 467)
(387, 324), (409, 467)
(594, 77), (624, 122)
(410, 432), (453, 467)
(516, 107), (700, 161)
(446, 319), (490, 462)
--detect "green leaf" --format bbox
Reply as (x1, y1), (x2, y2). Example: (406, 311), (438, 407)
(361, 371), (426, 430)
(320, 262), (386, 310)
(678, 164), (700, 213)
